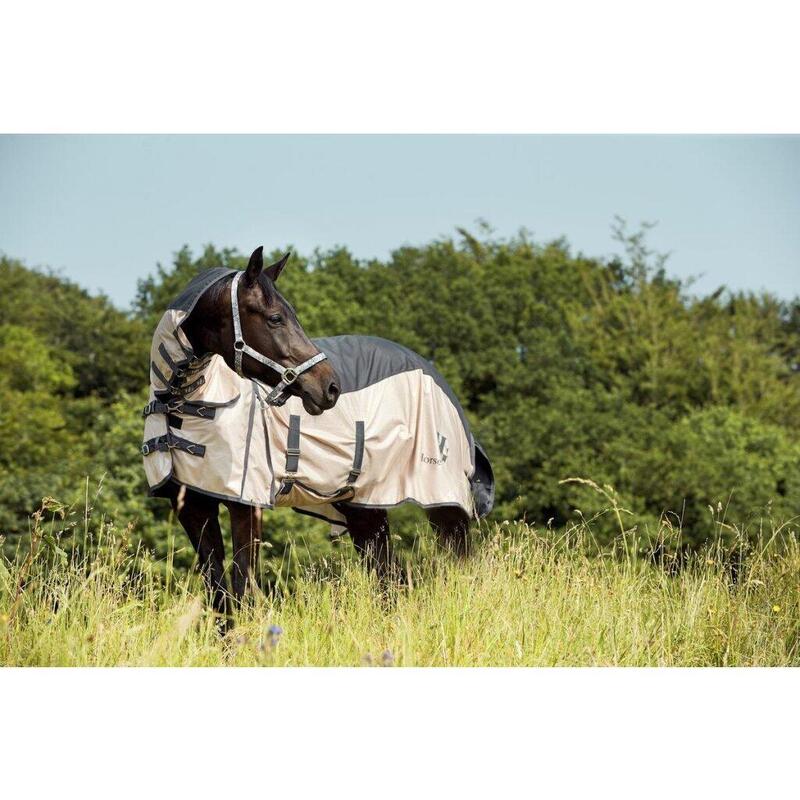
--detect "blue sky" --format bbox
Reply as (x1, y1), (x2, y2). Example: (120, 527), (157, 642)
(1, 135), (797, 308)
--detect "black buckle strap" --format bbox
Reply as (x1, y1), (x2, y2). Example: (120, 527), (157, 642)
(151, 360), (170, 389)
(280, 415), (302, 495)
(142, 399), (216, 419)
(158, 343), (186, 378)
(285, 415), (301, 473)
(151, 352), (200, 395)
(141, 433), (206, 457)
(347, 420), (365, 484)
(185, 354), (212, 375)
(177, 375), (206, 396)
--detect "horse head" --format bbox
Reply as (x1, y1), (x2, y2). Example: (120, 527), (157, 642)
(183, 247), (340, 415)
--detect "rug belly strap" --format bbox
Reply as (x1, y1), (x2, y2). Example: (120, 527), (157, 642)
(279, 414), (302, 495)
(347, 420), (365, 485)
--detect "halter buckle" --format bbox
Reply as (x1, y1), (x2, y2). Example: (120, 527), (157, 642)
(234, 340), (245, 351)
(282, 367), (299, 385)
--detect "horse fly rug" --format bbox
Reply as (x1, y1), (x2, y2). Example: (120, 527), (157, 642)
(142, 268), (494, 530)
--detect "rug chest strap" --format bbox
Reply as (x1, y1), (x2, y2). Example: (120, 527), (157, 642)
(175, 375), (206, 396)
(142, 399), (217, 420)
(141, 433), (206, 457)
(150, 358), (205, 396)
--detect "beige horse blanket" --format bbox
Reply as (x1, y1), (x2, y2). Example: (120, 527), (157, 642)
(142, 269), (494, 528)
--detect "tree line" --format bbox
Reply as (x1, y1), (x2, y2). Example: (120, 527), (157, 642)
(1, 223), (798, 567)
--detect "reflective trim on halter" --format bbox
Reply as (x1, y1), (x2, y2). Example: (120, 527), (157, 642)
(230, 271), (328, 406)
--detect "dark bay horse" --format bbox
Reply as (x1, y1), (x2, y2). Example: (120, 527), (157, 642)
(162, 247), (471, 620)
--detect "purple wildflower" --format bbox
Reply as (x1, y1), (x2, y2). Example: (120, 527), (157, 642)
(267, 624), (283, 648)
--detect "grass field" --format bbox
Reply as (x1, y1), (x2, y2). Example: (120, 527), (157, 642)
(1, 497), (798, 667)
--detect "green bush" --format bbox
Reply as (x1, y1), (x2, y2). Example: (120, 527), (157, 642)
(658, 407), (800, 542)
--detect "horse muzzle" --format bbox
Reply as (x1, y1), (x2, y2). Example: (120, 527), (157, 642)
(300, 363), (340, 415)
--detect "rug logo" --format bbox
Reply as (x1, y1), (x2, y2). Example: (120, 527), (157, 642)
(421, 432), (449, 466)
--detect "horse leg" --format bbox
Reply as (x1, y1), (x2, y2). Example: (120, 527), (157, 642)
(171, 486), (229, 620)
(427, 506), (471, 557)
(226, 501), (262, 603)
(337, 505), (394, 579)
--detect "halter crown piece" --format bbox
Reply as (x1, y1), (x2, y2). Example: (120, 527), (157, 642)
(230, 271), (328, 406)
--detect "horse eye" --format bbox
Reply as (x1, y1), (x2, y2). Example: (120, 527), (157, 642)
(268, 314), (283, 325)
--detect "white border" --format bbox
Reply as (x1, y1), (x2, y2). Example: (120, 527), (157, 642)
(1, 1), (798, 132)
(2, 668), (797, 797)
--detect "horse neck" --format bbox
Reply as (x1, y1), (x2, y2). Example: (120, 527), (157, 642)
(181, 277), (232, 359)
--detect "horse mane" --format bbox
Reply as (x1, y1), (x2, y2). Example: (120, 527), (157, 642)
(202, 272), (233, 309)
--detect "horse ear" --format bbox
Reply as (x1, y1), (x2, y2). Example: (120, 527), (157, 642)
(265, 251), (291, 283)
(244, 246), (264, 286)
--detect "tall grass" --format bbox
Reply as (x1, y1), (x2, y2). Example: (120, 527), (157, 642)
(1, 496), (798, 667)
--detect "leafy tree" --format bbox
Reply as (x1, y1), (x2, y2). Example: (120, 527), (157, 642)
(1, 226), (798, 558)
(0, 324), (86, 533)
(0, 256), (147, 397)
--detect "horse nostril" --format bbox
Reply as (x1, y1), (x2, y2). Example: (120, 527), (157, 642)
(327, 381), (340, 404)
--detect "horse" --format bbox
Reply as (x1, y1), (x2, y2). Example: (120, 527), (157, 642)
(142, 246), (493, 620)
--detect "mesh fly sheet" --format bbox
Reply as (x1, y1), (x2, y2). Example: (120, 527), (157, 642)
(141, 269), (494, 529)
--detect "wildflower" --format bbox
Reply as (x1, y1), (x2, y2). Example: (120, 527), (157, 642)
(772, 605), (781, 613)
(0, 613), (8, 624)
(267, 624), (283, 648)
(361, 653), (373, 666)
(381, 649), (394, 667)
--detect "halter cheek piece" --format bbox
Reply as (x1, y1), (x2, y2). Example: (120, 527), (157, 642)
(230, 271), (328, 406)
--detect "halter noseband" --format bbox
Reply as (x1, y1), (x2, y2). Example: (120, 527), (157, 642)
(230, 271), (327, 406)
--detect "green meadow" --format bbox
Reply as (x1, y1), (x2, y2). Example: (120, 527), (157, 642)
(2, 494), (797, 667)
